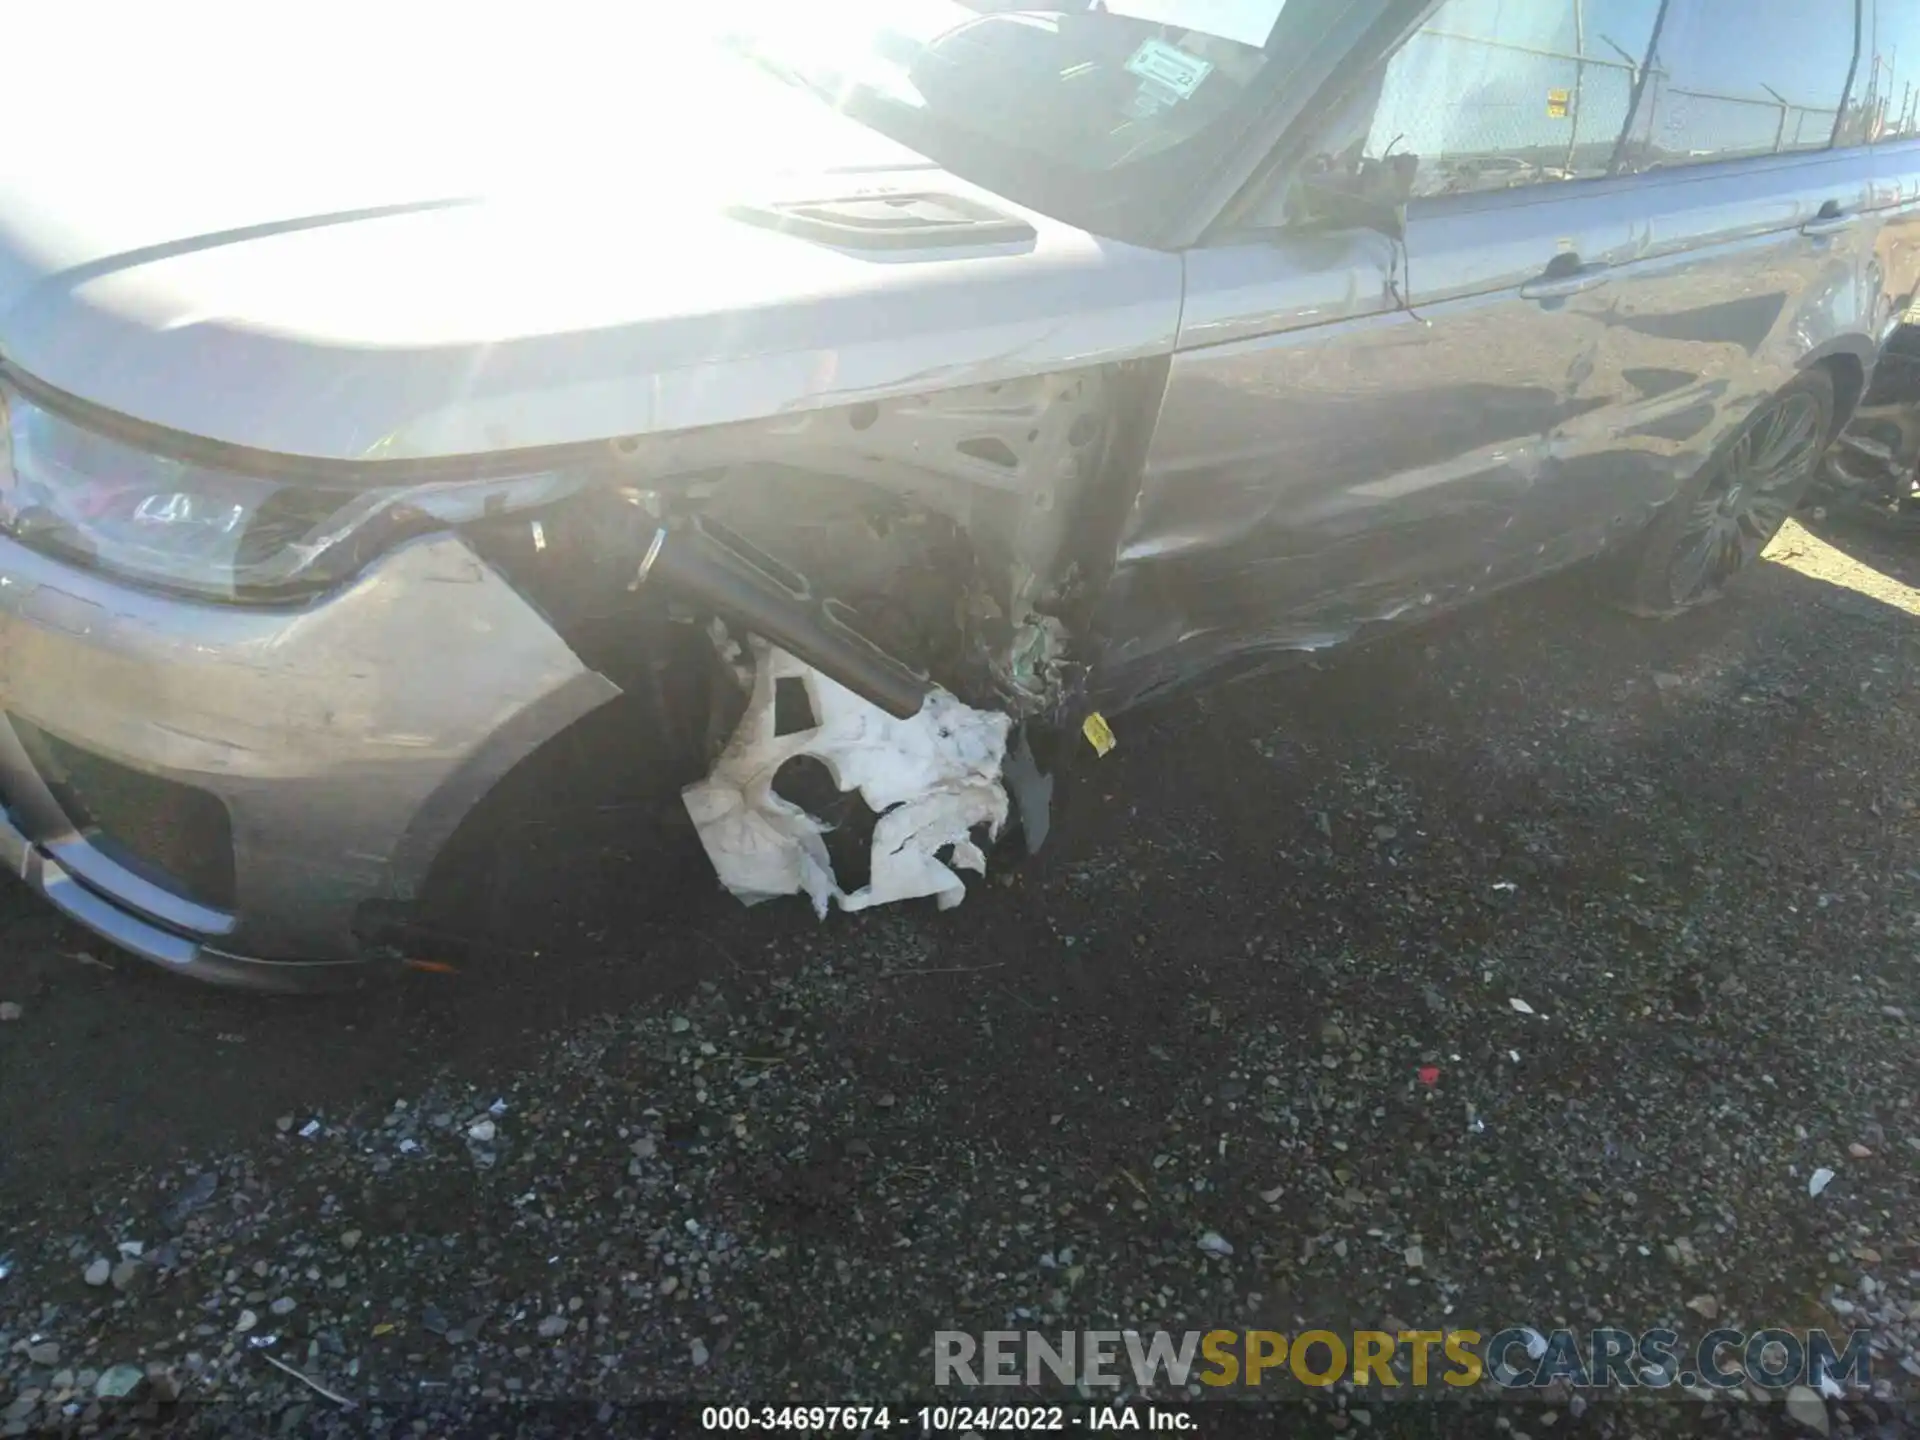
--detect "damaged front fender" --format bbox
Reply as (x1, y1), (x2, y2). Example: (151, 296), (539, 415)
(462, 362), (1167, 918)
(476, 361), (1167, 726)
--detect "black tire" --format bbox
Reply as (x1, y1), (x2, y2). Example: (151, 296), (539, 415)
(1616, 369), (1835, 616)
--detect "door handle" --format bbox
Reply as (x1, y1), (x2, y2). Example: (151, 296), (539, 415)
(1520, 260), (1611, 300)
(1802, 202), (1859, 238)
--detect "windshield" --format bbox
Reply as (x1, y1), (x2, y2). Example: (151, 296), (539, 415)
(728, 1), (1299, 242)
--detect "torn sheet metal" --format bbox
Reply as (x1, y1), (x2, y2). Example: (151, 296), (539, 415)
(682, 642), (1011, 915)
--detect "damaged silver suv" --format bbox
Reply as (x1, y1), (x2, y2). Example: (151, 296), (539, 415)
(2, 0), (1916, 986)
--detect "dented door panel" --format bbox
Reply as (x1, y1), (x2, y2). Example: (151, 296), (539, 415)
(1102, 184), (1637, 708)
(1578, 149), (1879, 520)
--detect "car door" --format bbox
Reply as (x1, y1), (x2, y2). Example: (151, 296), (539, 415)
(1569, 0), (1870, 523)
(1104, 0), (1665, 701)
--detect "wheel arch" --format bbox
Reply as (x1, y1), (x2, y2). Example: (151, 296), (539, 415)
(1798, 338), (1874, 440)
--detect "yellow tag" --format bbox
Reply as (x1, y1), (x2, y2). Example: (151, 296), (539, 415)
(1081, 711), (1117, 757)
(1547, 88), (1570, 118)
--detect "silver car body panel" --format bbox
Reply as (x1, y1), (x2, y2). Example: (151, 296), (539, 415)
(0, 19), (1182, 463)
(0, 532), (618, 976)
(1102, 142), (1904, 705)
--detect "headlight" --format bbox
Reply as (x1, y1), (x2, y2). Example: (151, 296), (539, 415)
(0, 384), (590, 602)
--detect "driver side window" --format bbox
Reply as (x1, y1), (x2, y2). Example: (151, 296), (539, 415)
(1324, 0), (1665, 202)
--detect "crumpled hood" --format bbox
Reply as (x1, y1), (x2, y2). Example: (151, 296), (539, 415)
(0, 9), (1182, 462)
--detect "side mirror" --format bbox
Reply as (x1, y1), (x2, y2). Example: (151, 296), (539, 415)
(1295, 180), (1406, 240)
(1295, 150), (1416, 240)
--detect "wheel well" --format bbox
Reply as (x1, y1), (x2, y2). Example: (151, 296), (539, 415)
(1818, 352), (1866, 439)
(355, 683), (722, 966)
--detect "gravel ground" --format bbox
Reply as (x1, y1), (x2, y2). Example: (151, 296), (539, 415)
(1, 519), (1919, 1438)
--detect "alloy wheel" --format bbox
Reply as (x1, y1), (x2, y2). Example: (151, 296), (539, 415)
(1666, 392), (1823, 606)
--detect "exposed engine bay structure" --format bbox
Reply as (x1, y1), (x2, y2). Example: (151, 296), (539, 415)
(513, 370), (1145, 916)
(602, 365), (1129, 730)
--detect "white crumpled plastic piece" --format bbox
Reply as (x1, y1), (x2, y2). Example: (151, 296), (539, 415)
(682, 642), (1011, 916)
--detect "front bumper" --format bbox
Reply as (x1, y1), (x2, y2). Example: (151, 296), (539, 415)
(0, 531), (619, 989)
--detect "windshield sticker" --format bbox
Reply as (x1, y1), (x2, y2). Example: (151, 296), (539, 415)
(1102, 0), (1286, 50)
(1124, 37), (1215, 101)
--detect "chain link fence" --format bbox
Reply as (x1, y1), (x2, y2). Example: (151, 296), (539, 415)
(1639, 81), (1837, 162)
(1371, 20), (1841, 195)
